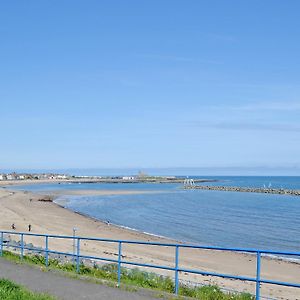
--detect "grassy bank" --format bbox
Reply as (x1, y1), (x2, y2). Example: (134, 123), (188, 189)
(2, 251), (254, 300)
(0, 278), (55, 300)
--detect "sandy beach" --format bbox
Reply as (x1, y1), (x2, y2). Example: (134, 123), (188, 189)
(0, 184), (299, 299)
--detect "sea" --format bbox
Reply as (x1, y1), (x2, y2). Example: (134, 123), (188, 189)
(9, 176), (300, 253)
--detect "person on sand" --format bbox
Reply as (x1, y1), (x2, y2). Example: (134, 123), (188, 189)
(11, 223), (16, 230)
(28, 224), (31, 232)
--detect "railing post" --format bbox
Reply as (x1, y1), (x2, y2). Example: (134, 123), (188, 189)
(256, 251), (261, 300)
(174, 245), (179, 295)
(20, 233), (24, 260)
(0, 232), (3, 256)
(45, 235), (49, 267)
(117, 241), (122, 286)
(76, 238), (80, 273)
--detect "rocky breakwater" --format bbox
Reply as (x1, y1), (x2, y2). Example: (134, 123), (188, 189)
(185, 185), (300, 196)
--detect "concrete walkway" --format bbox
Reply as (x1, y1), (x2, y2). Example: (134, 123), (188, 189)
(0, 258), (160, 300)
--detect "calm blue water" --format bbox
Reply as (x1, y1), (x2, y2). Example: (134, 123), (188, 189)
(10, 176), (300, 252)
(10, 176), (300, 191)
(198, 176), (300, 190)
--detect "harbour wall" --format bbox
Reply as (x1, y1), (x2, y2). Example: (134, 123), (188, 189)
(184, 185), (300, 196)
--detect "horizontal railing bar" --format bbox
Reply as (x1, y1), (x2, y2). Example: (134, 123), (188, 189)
(77, 254), (119, 264)
(121, 260), (176, 271)
(1, 231), (77, 240)
(79, 237), (177, 247)
(20, 246), (44, 253)
(46, 249), (77, 258)
(3, 244), (45, 253)
(2, 244), (76, 258)
(260, 279), (300, 288)
(3, 244), (23, 250)
(1, 231), (300, 257)
(179, 268), (257, 282)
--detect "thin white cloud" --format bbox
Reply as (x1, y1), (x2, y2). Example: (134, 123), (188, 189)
(235, 101), (300, 112)
(192, 121), (300, 133)
(207, 101), (300, 112)
(140, 54), (221, 64)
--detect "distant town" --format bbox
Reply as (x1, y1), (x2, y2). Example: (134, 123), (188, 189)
(0, 172), (212, 184)
(0, 171), (177, 182)
(0, 173), (70, 181)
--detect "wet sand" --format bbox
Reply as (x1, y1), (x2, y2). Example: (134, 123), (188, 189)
(0, 186), (299, 299)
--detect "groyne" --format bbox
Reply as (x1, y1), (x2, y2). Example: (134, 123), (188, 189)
(184, 185), (300, 196)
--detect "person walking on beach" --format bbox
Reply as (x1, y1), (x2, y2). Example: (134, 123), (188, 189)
(28, 224), (31, 232)
(11, 223), (16, 230)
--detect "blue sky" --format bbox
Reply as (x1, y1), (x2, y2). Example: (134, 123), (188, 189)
(1, 1), (300, 174)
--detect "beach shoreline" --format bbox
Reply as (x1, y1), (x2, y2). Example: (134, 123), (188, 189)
(0, 183), (299, 299)
(53, 196), (300, 265)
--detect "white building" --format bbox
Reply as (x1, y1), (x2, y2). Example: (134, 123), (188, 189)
(122, 176), (135, 180)
(56, 175), (68, 179)
(6, 174), (16, 180)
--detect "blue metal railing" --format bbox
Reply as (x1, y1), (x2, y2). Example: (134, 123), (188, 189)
(0, 230), (299, 299)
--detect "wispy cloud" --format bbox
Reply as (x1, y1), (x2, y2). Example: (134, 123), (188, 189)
(191, 121), (300, 133)
(234, 101), (300, 112)
(207, 100), (300, 112)
(140, 54), (221, 65)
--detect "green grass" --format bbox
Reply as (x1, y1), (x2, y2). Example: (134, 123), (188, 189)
(0, 279), (55, 300)
(1, 251), (254, 300)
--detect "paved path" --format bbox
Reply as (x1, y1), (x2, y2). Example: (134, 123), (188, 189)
(0, 258), (160, 300)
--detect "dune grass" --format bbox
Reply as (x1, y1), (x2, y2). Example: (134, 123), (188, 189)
(2, 250), (254, 300)
(0, 278), (55, 300)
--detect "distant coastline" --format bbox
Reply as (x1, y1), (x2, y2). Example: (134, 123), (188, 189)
(3, 176), (300, 197)
(0, 176), (218, 186)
